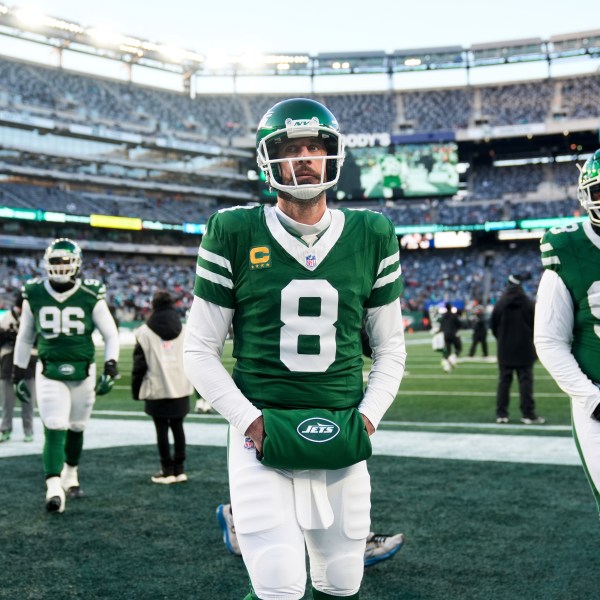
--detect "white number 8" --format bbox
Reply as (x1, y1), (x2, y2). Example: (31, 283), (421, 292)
(280, 280), (338, 372)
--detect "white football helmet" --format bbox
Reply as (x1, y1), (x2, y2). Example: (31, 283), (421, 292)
(578, 149), (600, 225)
(44, 238), (82, 283)
(256, 98), (345, 201)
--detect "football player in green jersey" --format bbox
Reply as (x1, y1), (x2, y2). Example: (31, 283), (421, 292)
(184, 98), (407, 600)
(12, 238), (120, 513)
(534, 149), (600, 514)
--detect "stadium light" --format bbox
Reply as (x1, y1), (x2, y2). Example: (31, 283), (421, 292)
(14, 6), (46, 29)
(87, 27), (128, 48)
(159, 44), (185, 63)
(204, 49), (233, 70)
(237, 49), (267, 69)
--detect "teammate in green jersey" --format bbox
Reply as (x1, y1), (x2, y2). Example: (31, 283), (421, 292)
(184, 98), (407, 600)
(12, 238), (119, 513)
(534, 149), (600, 514)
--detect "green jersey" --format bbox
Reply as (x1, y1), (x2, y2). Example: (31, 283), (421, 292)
(540, 220), (600, 382)
(23, 277), (106, 366)
(194, 205), (402, 410)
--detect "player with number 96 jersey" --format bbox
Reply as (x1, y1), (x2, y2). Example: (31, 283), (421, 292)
(13, 238), (119, 515)
(24, 277), (103, 369)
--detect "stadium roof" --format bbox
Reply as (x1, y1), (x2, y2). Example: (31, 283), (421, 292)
(0, 4), (599, 79)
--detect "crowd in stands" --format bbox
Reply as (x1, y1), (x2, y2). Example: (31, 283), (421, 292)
(402, 89), (472, 131)
(401, 244), (541, 313)
(479, 81), (555, 126)
(561, 76), (600, 121)
(380, 195), (579, 227)
(0, 55), (588, 323)
(0, 183), (219, 224)
(0, 158), (582, 228)
(0, 254), (196, 323)
(0, 242), (543, 322)
(2, 56), (600, 137)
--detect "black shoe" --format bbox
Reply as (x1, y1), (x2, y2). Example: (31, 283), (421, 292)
(66, 486), (85, 499)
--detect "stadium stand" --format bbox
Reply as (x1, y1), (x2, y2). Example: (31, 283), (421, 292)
(0, 50), (596, 317)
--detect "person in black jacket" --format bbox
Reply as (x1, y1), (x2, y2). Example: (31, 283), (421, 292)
(439, 302), (463, 372)
(491, 274), (544, 425)
(468, 305), (488, 358)
(131, 291), (193, 484)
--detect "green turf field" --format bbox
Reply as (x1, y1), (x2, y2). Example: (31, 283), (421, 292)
(2, 331), (596, 600)
(95, 331), (572, 429)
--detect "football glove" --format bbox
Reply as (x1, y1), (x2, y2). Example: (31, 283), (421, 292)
(95, 360), (118, 396)
(12, 366), (31, 403)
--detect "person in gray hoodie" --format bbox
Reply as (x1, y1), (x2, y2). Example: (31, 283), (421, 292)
(132, 290), (193, 483)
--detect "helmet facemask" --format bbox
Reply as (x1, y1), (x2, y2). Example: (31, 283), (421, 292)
(44, 240), (82, 284)
(577, 152), (600, 226)
(257, 116), (345, 201)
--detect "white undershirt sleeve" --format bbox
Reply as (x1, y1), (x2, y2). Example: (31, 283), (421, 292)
(92, 300), (120, 363)
(13, 300), (35, 369)
(534, 269), (600, 417)
(183, 297), (262, 434)
(358, 299), (406, 429)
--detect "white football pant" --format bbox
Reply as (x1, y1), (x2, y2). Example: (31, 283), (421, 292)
(35, 361), (97, 431)
(572, 398), (600, 511)
(228, 425), (370, 600)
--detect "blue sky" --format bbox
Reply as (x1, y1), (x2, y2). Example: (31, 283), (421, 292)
(16, 0), (597, 55)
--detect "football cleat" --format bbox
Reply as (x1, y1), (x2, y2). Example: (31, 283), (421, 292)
(496, 417), (509, 424)
(61, 464), (84, 498)
(364, 531), (406, 567)
(217, 503), (241, 556)
(45, 476), (66, 513)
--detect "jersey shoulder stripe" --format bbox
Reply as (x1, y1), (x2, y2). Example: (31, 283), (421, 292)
(339, 209), (403, 305)
(193, 207), (262, 307)
(21, 278), (43, 299)
(540, 224), (589, 273)
(80, 278), (106, 300)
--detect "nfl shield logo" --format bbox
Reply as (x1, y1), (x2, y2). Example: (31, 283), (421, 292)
(305, 254), (317, 268)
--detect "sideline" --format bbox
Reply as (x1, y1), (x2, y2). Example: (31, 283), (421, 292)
(0, 416), (580, 467)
